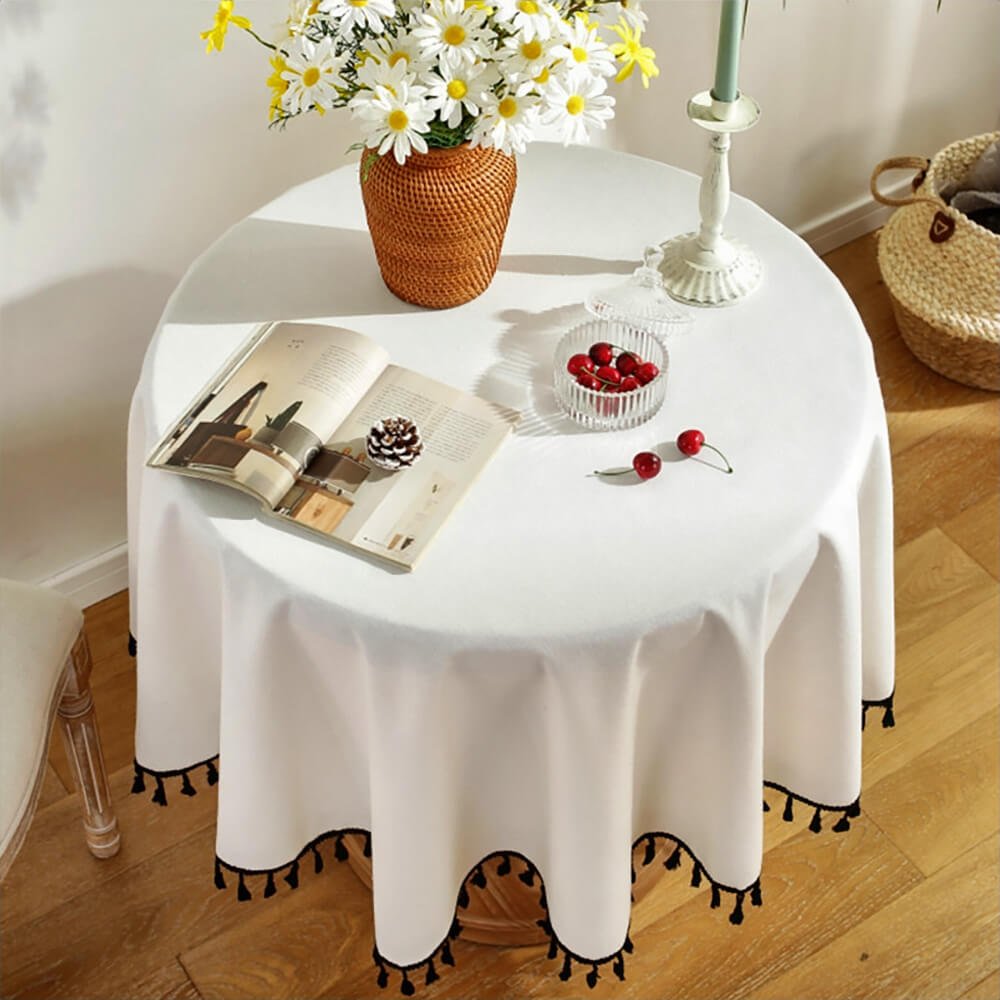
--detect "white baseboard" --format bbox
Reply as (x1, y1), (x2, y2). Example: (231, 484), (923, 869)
(796, 176), (911, 256)
(40, 543), (129, 610)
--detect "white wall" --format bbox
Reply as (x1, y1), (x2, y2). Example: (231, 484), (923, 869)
(1, 0), (998, 600)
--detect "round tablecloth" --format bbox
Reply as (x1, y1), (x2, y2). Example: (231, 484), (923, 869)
(127, 143), (895, 986)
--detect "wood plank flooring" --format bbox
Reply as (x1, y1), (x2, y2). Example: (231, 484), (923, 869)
(2, 233), (998, 998)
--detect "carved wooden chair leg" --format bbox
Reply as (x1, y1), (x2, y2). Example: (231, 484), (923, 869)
(56, 630), (121, 859)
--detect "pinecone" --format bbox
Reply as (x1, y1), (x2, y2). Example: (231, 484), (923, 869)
(365, 416), (424, 471)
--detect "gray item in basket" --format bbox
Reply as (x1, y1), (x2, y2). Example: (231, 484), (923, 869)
(939, 139), (1000, 215)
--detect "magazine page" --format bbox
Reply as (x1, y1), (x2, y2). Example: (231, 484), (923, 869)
(148, 322), (390, 509)
(269, 365), (519, 568)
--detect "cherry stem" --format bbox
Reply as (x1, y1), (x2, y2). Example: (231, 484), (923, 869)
(593, 468), (632, 476)
(703, 442), (734, 474)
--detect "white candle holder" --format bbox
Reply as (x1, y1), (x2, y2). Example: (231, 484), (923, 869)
(659, 90), (762, 308)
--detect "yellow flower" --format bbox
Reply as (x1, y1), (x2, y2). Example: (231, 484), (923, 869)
(267, 54), (289, 120)
(608, 18), (659, 88)
(200, 1), (252, 54)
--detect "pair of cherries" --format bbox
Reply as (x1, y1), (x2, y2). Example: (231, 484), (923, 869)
(596, 429), (733, 480)
(568, 342), (659, 393)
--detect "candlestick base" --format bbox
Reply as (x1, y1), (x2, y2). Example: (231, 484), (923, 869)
(659, 232), (762, 307)
(689, 90), (761, 132)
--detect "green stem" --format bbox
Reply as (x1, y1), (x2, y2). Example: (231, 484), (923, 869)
(594, 467), (632, 476)
(242, 25), (278, 52)
(703, 443), (734, 474)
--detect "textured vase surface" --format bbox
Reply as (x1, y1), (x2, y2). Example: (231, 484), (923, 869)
(360, 144), (517, 310)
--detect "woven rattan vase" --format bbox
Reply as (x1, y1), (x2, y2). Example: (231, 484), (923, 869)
(360, 144), (517, 310)
(871, 131), (1000, 391)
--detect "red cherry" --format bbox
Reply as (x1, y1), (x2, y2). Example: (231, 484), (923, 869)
(632, 451), (662, 480)
(577, 372), (601, 390)
(596, 365), (621, 385)
(676, 428), (704, 455)
(620, 375), (640, 392)
(676, 428), (734, 473)
(589, 342), (614, 366)
(567, 353), (595, 376)
(635, 361), (660, 385)
(616, 352), (640, 376)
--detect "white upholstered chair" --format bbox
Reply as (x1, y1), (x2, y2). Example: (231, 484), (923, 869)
(0, 579), (120, 880)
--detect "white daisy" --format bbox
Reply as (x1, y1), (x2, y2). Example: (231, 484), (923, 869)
(319, 0), (396, 36)
(470, 87), (541, 155)
(550, 16), (616, 80)
(493, 0), (559, 42)
(423, 62), (495, 128)
(617, 0), (648, 31)
(541, 73), (614, 145)
(356, 47), (418, 94)
(363, 31), (427, 75)
(499, 28), (558, 85)
(281, 36), (346, 115)
(411, 0), (491, 69)
(286, 0), (322, 37)
(349, 81), (433, 164)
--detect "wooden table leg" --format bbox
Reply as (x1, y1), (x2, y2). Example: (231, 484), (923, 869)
(342, 835), (663, 947)
(56, 630), (121, 859)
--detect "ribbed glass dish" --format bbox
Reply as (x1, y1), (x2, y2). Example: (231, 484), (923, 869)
(552, 320), (668, 431)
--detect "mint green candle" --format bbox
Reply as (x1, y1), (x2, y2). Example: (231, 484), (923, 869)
(711, 0), (744, 103)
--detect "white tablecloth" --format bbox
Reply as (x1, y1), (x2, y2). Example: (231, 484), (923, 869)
(127, 143), (894, 985)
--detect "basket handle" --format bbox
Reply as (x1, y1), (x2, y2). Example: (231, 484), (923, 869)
(870, 156), (940, 208)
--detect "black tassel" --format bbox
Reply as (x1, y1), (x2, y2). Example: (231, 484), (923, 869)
(833, 813), (851, 832)
(334, 836), (349, 862)
(471, 864), (487, 889)
(861, 704), (868, 730)
(762, 798), (770, 812)
(665, 845), (682, 870)
(559, 952), (572, 982)
(264, 872), (276, 898)
(690, 861), (702, 888)
(630, 865), (637, 885)
(710, 884), (721, 909)
(642, 836), (656, 866)
(312, 844), (324, 874)
(613, 953), (626, 981)
(214, 858), (226, 890)
(237, 872), (252, 902)
(376, 966), (389, 989)
(131, 763), (146, 794)
(882, 704), (895, 728)
(284, 859), (299, 889)
(623, 934), (634, 954)
(497, 853), (511, 876)
(152, 776), (167, 807)
(425, 959), (439, 985)
(809, 807), (823, 833)
(750, 881), (762, 907)
(729, 891), (745, 925)
(440, 940), (454, 966)
(782, 795), (794, 822)
(181, 772), (196, 797)
(363, 832), (372, 857)
(128, 632), (137, 657)
(847, 799), (861, 818)
(448, 917), (461, 941)
(457, 883), (470, 909)
(519, 866), (535, 886)
(206, 759), (219, 785)
(547, 936), (559, 960)
(400, 970), (414, 996)
(586, 963), (599, 989)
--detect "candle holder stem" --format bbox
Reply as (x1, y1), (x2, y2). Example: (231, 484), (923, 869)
(660, 91), (762, 307)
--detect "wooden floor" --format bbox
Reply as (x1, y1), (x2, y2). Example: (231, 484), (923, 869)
(2, 233), (998, 999)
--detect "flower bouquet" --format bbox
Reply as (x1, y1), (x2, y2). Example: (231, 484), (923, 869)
(202, 0), (659, 306)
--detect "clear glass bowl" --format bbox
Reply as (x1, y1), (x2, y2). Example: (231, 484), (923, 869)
(553, 320), (668, 431)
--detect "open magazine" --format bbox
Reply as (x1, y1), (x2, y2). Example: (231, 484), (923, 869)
(148, 322), (520, 569)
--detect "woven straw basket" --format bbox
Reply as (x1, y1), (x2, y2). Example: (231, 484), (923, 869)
(360, 144), (517, 310)
(871, 131), (1000, 391)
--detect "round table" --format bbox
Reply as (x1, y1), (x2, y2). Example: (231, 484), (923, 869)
(127, 143), (895, 991)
